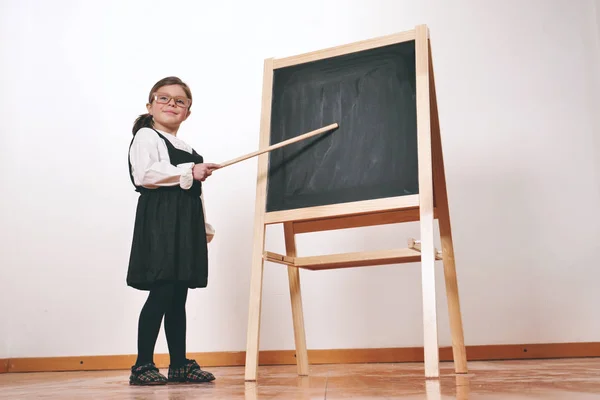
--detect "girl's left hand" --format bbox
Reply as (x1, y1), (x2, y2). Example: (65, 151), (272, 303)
(193, 163), (221, 181)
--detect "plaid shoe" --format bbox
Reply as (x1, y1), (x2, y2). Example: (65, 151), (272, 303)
(168, 359), (215, 383)
(129, 363), (168, 386)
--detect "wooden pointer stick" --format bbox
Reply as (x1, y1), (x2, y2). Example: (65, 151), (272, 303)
(216, 123), (339, 169)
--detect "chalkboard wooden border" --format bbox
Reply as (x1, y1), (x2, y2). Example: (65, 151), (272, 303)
(245, 25), (466, 383)
(265, 29), (420, 221)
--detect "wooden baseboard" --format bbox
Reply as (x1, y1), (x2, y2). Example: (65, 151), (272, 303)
(5, 342), (600, 373)
(0, 359), (8, 374)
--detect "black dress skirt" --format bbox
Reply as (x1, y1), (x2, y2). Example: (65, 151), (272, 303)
(126, 128), (208, 291)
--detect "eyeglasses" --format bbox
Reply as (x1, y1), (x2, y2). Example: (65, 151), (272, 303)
(152, 92), (192, 108)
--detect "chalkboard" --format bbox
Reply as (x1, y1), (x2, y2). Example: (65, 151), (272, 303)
(266, 40), (418, 213)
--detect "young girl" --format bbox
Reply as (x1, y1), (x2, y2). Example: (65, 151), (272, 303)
(126, 76), (220, 385)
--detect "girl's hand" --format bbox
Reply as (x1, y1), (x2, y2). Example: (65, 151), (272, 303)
(193, 163), (221, 181)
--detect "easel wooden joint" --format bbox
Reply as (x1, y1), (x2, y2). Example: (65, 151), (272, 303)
(244, 24), (467, 381)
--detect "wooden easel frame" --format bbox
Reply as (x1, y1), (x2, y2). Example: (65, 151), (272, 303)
(244, 24), (467, 380)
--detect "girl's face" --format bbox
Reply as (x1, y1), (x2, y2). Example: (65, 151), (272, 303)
(146, 84), (191, 134)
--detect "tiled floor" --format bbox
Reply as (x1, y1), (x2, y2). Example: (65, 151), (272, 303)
(1, 358), (600, 399)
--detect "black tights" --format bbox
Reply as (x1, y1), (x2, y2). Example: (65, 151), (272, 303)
(135, 282), (188, 367)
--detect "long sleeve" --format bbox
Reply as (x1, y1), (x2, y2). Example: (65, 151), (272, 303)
(129, 127), (194, 189)
(201, 192), (216, 243)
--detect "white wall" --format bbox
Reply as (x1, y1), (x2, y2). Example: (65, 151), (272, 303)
(596, 1), (600, 46)
(0, 264), (7, 359)
(593, 0), (600, 180)
(1, 0), (599, 360)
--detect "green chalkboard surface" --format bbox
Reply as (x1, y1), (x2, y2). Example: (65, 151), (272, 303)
(266, 40), (419, 213)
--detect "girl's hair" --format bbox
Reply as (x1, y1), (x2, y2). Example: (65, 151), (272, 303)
(132, 76), (193, 135)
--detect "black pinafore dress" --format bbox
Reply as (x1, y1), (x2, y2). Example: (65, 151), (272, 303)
(126, 128), (208, 291)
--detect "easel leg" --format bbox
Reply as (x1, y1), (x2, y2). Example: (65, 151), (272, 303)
(246, 225), (265, 381)
(419, 209), (439, 379)
(284, 223), (309, 375)
(438, 210), (467, 373)
(428, 39), (468, 374)
(245, 223), (266, 381)
(245, 58), (274, 381)
(416, 24), (440, 379)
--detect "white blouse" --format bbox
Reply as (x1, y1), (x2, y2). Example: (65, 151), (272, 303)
(129, 127), (215, 241)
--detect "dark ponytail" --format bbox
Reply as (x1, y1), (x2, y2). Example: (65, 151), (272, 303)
(132, 113), (154, 135)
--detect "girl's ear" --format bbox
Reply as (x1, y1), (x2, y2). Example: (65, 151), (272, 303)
(183, 109), (191, 121)
(146, 103), (152, 115)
